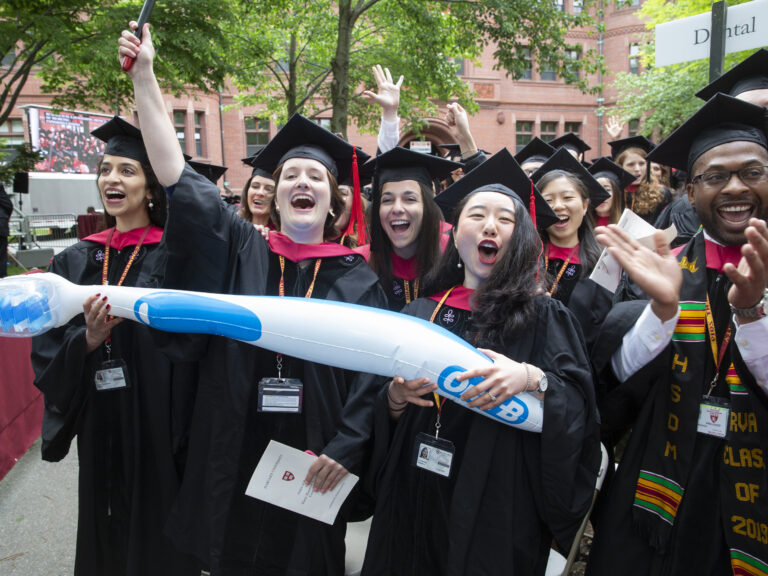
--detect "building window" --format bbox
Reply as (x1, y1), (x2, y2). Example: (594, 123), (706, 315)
(554, 0), (564, 10)
(541, 122), (558, 143)
(245, 117), (270, 157)
(573, 0), (583, 14)
(449, 57), (465, 76)
(629, 118), (640, 137)
(521, 48), (532, 80)
(540, 67), (557, 82)
(516, 121), (533, 152)
(314, 118), (332, 130)
(566, 49), (580, 81)
(194, 112), (205, 157)
(174, 111), (187, 154)
(0, 118), (25, 145)
(564, 121), (581, 136)
(629, 43), (641, 75)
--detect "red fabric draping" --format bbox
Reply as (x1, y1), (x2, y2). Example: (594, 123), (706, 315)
(0, 338), (42, 481)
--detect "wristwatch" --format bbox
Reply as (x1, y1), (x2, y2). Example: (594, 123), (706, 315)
(730, 289), (768, 319)
(535, 371), (549, 394)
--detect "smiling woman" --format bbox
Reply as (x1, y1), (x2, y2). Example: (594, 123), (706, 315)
(30, 116), (200, 576)
(119, 22), (389, 572)
(361, 150), (600, 576)
(364, 147), (461, 310)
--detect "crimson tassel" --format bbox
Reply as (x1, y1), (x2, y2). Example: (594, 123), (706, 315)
(344, 147), (368, 245)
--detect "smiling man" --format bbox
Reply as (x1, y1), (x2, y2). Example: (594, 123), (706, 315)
(587, 93), (768, 576)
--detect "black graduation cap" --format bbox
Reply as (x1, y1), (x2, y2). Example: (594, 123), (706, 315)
(549, 132), (591, 157)
(91, 116), (148, 164)
(241, 153), (274, 180)
(435, 148), (559, 229)
(608, 135), (656, 160)
(530, 147), (611, 208)
(646, 93), (768, 173)
(436, 143), (462, 160)
(255, 113), (358, 183)
(588, 156), (636, 190)
(696, 49), (768, 102)
(515, 137), (556, 166)
(188, 160), (228, 184)
(368, 146), (463, 190)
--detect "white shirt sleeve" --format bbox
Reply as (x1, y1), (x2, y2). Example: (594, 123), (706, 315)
(734, 315), (768, 395)
(611, 303), (680, 382)
(377, 116), (400, 154)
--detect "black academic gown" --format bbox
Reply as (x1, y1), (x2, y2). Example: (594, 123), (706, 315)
(30, 234), (200, 576)
(161, 166), (388, 576)
(654, 196), (701, 249)
(361, 295), (600, 576)
(587, 270), (768, 576)
(546, 254), (613, 354)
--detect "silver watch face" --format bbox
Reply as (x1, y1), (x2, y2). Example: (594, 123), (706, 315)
(537, 373), (548, 393)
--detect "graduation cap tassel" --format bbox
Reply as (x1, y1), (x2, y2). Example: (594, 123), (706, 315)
(345, 147), (368, 245)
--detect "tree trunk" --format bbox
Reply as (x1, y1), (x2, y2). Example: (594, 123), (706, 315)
(287, 33), (298, 116)
(330, 0), (353, 138)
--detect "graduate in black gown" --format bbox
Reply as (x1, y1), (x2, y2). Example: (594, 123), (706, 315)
(587, 94), (768, 575)
(361, 147), (461, 310)
(30, 117), (200, 576)
(120, 24), (388, 575)
(362, 152), (600, 576)
(531, 149), (613, 353)
(588, 156), (633, 228)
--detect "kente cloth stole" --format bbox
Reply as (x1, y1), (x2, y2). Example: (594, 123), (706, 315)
(632, 231), (768, 571)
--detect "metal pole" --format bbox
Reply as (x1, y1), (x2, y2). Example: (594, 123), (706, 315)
(218, 89), (227, 168)
(709, 0), (728, 82)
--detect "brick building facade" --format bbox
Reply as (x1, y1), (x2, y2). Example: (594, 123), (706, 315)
(1, 0), (649, 193)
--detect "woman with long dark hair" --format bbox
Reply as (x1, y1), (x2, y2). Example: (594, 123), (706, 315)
(30, 116), (200, 576)
(363, 147), (460, 310)
(361, 151), (600, 576)
(532, 148), (613, 352)
(120, 24), (387, 575)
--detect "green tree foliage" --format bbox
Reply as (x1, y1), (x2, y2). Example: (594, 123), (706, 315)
(233, 0), (599, 138)
(0, 142), (42, 185)
(0, 0), (235, 123)
(610, 0), (764, 139)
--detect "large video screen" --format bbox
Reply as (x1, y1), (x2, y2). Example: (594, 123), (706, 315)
(27, 107), (111, 174)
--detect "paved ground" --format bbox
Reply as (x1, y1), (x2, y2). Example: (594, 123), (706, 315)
(0, 438), (77, 575)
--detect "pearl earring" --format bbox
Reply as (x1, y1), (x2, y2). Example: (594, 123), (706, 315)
(148, 199), (154, 209)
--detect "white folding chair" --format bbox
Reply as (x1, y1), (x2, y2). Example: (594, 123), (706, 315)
(546, 442), (609, 576)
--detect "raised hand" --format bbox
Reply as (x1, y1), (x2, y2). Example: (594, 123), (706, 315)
(725, 218), (768, 322)
(117, 21), (155, 79)
(605, 115), (623, 140)
(361, 65), (404, 122)
(596, 225), (682, 321)
(445, 102), (477, 156)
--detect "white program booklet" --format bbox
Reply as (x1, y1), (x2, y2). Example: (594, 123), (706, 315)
(590, 208), (678, 293)
(245, 440), (359, 525)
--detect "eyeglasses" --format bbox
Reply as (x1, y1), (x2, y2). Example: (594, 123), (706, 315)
(691, 165), (768, 191)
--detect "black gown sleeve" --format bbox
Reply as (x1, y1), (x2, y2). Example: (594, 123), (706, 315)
(533, 298), (601, 553)
(163, 165), (268, 294)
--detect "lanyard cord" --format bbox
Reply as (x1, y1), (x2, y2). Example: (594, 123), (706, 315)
(101, 226), (151, 356)
(704, 293), (732, 398)
(544, 244), (577, 296)
(428, 286), (457, 434)
(276, 256), (322, 377)
(403, 277), (419, 305)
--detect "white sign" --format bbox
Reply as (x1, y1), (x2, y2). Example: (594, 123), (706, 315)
(655, 0), (768, 67)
